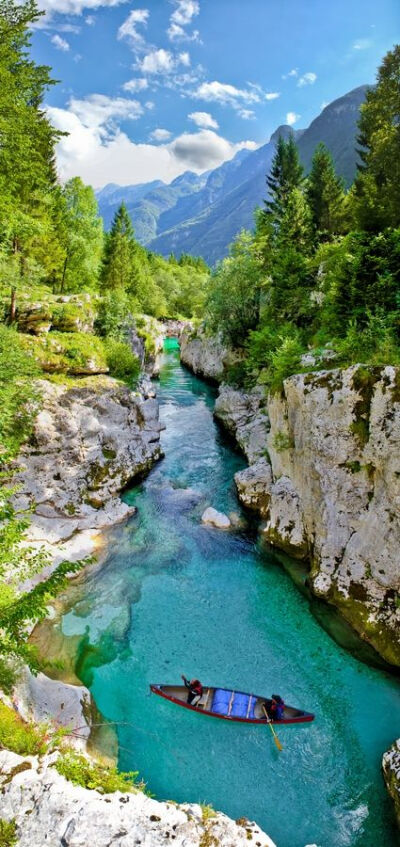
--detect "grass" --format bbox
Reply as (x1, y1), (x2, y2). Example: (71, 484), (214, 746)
(54, 751), (146, 795)
(0, 819), (17, 847)
(0, 702), (49, 756)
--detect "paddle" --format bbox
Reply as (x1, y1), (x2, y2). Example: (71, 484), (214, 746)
(262, 703), (283, 752)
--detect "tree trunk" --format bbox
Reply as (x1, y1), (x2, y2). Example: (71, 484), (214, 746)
(9, 286), (17, 324)
(60, 254), (68, 294)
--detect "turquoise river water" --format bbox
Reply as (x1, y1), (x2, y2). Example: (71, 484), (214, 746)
(57, 342), (400, 847)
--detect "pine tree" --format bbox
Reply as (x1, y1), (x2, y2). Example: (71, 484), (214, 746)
(352, 45), (400, 230)
(265, 134), (304, 225)
(306, 143), (345, 240)
(101, 204), (138, 291)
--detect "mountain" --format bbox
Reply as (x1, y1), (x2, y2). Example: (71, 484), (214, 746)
(96, 85), (368, 265)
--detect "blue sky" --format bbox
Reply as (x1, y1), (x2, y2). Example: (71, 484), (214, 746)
(32, 0), (399, 187)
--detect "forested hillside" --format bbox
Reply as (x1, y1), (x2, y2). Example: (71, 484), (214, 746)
(97, 86), (368, 266)
(202, 47), (400, 391)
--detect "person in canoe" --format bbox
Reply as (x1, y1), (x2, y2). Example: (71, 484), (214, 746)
(181, 674), (203, 706)
(269, 694), (285, 721)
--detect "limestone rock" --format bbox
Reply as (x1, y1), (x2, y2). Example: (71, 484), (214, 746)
(13, 669), (92, 749)
(0, 752), (276, 847)
(14, 376), (163, 570)
(235, 461), (273, 517)
(201, 507), (231, 529)
(214, 385), (270, 464)
(382, 738), (400, 827)
(180, 329), (230, 381)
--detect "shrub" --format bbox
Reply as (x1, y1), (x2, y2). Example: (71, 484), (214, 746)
(0, 702), (48, 756)
(0, 819), (17, 847)
(265, 336), (305, 393)
(55, 751), (145, 794)
(105, 339), (140, 383)
(0, 325), (40, 458)
(95, 290), (132, 339)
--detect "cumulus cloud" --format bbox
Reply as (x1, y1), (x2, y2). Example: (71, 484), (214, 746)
(138, 48), (190, 74)
(122, 77), (148, 93)
(150, 128), (172, 141)
(188, 111), (219, 129)
(66, 93), (143, 129)
(169, 129), (257, 170)
(51, 33), (70, 50)
(47, 100), (258, 187)
(297, 72), (317, 87)
(37, 0), (129, 17)
(265, 92), (280, 101)
(118, 9), (149, 47)
(168, 0), (200, 42)
(286, 111), (300, 125)
(194, 80), (260, 109)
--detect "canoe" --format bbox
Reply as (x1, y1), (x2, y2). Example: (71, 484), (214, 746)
(150, 684), (314, 725)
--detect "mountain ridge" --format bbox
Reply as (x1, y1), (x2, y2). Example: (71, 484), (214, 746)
(96, 84), (368, 265)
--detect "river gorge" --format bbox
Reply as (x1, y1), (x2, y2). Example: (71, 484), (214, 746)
(28, 340), (400, 847)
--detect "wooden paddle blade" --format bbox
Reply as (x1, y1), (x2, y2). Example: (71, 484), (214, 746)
(273, 734), (283, 751)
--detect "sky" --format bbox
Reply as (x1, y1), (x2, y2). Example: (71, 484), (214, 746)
(31, 0), (400, 188)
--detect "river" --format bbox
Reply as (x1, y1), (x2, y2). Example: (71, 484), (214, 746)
(52, 341), (400, 847)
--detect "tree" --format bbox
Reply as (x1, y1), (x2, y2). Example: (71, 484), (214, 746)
(0, 0), (62, 289)
(101, 204), (138, 291)
(205, 231), (264, 345)
(58, 178), (103, 293)
(352, 45), (400, 230)
(265, 134), (304, 226)
(306, 143), (346, 240)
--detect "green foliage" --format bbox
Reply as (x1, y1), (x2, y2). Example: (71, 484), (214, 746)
(95, 289), (132, 339)
(265, 134), (304, 225)
(105, 339), (140, 384)
(57, 178), (103, 293)
(21, 331), (108, 375)
(352, 45), (400, 230)
(55, 751), (144, 794)
(263, 336), (305, 393)
(306, 143), (346, 240)
(272, 431), (294, 452)
(0, 818), (17, 847)
(0, 325), (40, 459)
(0, 701), (48, 755)
(205, 231), (263, 345)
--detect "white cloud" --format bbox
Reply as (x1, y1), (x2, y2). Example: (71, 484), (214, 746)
(353, 38), (371, 50)
(238, 109), (255, 120)
(194, 80), (260, 109)
(188, 111), (219, 129)
(297, 71), (317, 87)
(282, 68), (298, 79)
(286, 111), (300, 125)
(150, 128), (172, 141)
(51, 33), (70, 50)
(265, 92), (280, 101)
(145, 100), (155, 110)
(67, 93), (143, 128)
(47, 101), (258, 187)
(167, 22), (200, 42)
(85, 14), (95, 23)
(139, 48), (190, 74)
(37, 0), (129, 17)
(170, 0), (199, 27)
(118, 9), (149, 47)
(122, 77), (148, 93)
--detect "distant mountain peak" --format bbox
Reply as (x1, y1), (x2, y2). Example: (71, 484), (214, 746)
(270, 124), (294, 143)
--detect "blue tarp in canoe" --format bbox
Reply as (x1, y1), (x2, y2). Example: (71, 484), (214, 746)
(211, 689), (256, 719)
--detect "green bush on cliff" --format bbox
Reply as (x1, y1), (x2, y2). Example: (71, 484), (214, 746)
(55, 751), (145, 794)
(0, 702), (48, 755)
(0, 326), (40, 459)
(105, 339), (140, 384)
(0, 818), (17, 847)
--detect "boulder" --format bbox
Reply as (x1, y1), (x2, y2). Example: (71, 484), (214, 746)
(201, 507), (231, 529)
(382, 738), (400, 827)
(214, 385), (270, 464)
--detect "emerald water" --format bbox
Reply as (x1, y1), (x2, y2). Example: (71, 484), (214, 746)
(58, 342), (399, 847)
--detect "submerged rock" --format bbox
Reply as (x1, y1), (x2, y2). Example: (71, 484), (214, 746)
(201, 507), (231, 529)
(0, 751), (276, 847)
